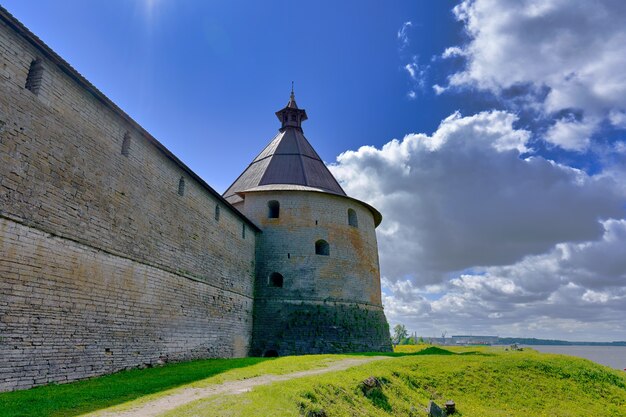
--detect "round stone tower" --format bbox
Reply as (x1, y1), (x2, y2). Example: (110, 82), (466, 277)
(223, 90), (392, 356)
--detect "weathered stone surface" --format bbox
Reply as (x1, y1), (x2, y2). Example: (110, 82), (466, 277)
(242, 191), (391, 356)
(0, 11), (256, 391)
(0, 217), (254, 392)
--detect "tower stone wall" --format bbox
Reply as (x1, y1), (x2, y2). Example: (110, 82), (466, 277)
(241, 190), (391, 356)
(246, 191), (381, 305)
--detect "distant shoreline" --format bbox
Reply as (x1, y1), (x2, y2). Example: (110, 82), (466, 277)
(527, 345), (626, 370)
(496, 338), (626, 346)
(426, 336), (626, 346)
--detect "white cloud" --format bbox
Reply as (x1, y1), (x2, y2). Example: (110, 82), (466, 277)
(443, 0), (626, 150)
(441, 46), (464, 59)
(404, 62), (416, 79)
(545, 118), (595, 151)
(432, 84), (446, 95)
(331, 110), (623, 284)
(401, 56), (427, 96)
(382, 219), (626, 339)
(397, 24), (427, 97)
(609, 110), (626, 129)
(397, 21), (413, 49)
(331, 110), (626, 339)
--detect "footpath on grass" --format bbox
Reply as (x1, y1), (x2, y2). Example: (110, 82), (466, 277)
(86, 356), (391, 417)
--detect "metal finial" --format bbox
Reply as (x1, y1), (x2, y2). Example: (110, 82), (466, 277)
(290, 81), (295, 101)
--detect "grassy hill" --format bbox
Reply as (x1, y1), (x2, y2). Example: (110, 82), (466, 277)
(1, 346), (624, 416)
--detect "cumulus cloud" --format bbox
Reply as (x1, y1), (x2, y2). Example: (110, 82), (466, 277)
(331, 110), (623, 283)
(382, 220), (626, 339)
(330, 110), (626, 339)
(545, 118), (595, 151)
(443, 0), (626, 149)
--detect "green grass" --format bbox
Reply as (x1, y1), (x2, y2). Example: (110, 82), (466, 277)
(0, 358), (261, 417)
(1, 347), (624, 417)
(163, 347), (626, 417)
(0, 355), (349, 417)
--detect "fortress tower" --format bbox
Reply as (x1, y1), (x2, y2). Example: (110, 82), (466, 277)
(224, 91), (392, 356)
(0, 7), (391, 391)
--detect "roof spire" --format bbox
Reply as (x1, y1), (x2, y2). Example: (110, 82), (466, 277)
(287, 82), (298, 109)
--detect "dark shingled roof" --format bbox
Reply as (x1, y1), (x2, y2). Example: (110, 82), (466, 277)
(223, 97), (346, 205)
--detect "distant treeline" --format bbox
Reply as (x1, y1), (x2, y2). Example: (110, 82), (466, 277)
(497, 338), (626, 346)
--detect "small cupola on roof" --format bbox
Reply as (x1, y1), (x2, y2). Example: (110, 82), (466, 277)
(275, 86), (308, 131)
(223, 89), (347, 204)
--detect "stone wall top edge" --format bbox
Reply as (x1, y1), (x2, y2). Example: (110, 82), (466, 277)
(241, 189), (382, 227)
(0, 5), (259, 232)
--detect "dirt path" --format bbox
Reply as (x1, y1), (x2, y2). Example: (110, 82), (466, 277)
(87, 356), (390, 417)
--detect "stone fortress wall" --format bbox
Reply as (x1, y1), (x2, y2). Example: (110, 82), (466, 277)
(0, 9), (258, 392)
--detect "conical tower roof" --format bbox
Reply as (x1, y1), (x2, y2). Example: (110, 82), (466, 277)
(223, 92), (346, 205)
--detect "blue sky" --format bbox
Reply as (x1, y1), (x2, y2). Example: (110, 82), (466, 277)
(5, 0), (626, 341)
(4, 0), (458, 191)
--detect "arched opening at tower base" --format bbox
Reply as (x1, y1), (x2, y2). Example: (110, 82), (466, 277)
(268, 272), (284, 287)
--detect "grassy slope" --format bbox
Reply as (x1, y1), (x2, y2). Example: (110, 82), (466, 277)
(0, 355), (350, 417)
(165, 347), (626, 417)
(0, 347), (624, 417)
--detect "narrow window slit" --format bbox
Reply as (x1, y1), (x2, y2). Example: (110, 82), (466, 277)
(178, 177), (185, 196)
(268, 200), (280, 218)
(25, 59), (44, 95)
(348, 209), (358, 228)
(121, 132), (131, 156)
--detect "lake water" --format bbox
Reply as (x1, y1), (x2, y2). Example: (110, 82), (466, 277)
(526, 345), (626, 370)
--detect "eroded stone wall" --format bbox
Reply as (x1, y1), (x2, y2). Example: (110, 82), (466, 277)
(0, 12), (257, 391)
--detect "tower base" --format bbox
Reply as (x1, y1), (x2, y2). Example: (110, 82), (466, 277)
(250, 300), (392, 356)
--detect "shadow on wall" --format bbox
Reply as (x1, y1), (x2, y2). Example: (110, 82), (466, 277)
(0, 357), (270, 417)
